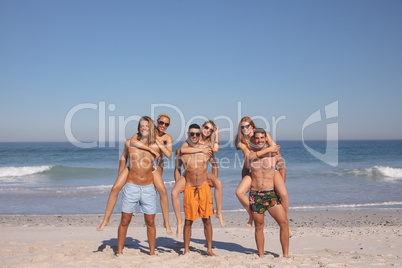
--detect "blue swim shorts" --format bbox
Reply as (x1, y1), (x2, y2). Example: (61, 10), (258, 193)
(121, 183), (157, 215)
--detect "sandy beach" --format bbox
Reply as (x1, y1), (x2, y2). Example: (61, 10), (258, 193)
(0, 211), (401, 267)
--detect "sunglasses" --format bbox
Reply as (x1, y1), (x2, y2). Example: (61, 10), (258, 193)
(241, 124), (250, 129)
(190, 132), (201, 137)
(203, 126), (213, 133)
(158, 121), (170, 127)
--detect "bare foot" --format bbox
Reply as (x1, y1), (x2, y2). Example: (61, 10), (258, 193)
(283, 254), (290, 258)
(246, 213), (253, 228)
(176, 219), (184, 238)
(207, 250), (216, 256)
(215, 213), (226, 227)
(116, 252), (123, 257)
(96, 220), (110, 231)
(164, 222), (173, 235)
(183, 249), (190, 255)
(258, 254), (265, 258)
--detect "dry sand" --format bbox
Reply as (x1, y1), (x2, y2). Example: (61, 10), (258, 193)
(0, 211), (401, 267)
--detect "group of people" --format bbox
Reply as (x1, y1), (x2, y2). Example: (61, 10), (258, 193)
(97, 113), (289, 258)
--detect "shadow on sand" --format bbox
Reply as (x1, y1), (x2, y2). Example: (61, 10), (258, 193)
(94, 236), (278, 257)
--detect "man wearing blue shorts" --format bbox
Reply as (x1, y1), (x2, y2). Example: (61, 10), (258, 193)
(117, 116), (160, 256)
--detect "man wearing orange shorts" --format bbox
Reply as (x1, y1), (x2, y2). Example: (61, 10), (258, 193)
(176, 123), (217, 256)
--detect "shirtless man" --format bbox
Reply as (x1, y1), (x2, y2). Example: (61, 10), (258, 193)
(117, 116), (160, 256)
(246, 128), (289, 258)
(175, 124), (216, 256)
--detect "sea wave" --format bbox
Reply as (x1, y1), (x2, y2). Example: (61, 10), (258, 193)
(0, 180), (177, 193)
(0, 185), (113, 193)
(0, 165), (115, 179)
(323, 166), (402, 180)
(290, 201), (402, 211)
(0, 165), (53, 178)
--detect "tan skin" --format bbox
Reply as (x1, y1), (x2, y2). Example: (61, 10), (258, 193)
(235, 120), (289, 228)
(177, 128), (216, 256)
(247, 132), (289, 258)
(171, 122), (225, 238)
(117, 120), (159, 255)
(97, 116), (173, 235)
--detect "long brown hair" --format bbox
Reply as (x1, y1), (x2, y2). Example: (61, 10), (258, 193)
(234, 116), (257, 150)
(137, 116), (156, 145)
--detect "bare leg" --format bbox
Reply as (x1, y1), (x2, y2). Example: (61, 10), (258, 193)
(252, 212), (265, 258)
(171, 177), (185, 237)
(183, 219), (193, 254)
(97, 168), (129, 231)
(268, 204), (289, 258)
(273, 171), (291, 237)
(207, 173), (225, 227)
(117, 212), (132, 255)
(153, 169), (172, 235)
(235, 175), (252, 227)
(202, 217), (216, 256)
(144, 214), (156, 255)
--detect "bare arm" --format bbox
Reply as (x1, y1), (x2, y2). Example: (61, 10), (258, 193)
(265, 131), (276, 146)
(248, 144), (280, 160)
(118, 140), (129, 174)
(156, 134), (173, 158)
(212, 127), (219, 153)
(180, 141), (211, 155)
(130, 137), (160, 158)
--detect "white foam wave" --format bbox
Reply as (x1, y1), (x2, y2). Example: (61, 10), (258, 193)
(291, 201), (402, 210)
(0, 165), (53, 178)
(0, 184), (113, 193)
(164, 181), (176, 188)
(374, 166), (402, 178)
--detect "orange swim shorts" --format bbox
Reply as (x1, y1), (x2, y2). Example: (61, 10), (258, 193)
(184, 183), (214, 221)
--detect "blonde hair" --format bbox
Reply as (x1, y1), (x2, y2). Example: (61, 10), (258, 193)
(157, 113), (170, 122)
(137, 116), (156, 145)
(234, 116), (257, 150)
(202, 120), (217, 147)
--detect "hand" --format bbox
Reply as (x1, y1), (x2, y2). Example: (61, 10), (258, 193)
(156, 136), (164, 145)
(270, 145), (280, 153)
(203, 147), (213, 157)
(151, 150), (160, 159)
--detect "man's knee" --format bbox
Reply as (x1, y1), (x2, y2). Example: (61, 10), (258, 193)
(202, 217), (211, 226)
(120, 216), (131, 227)
(145, 216), (155, 228)
(278, 217), (288, 228)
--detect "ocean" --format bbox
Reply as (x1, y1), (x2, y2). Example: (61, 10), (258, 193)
(0, 140), (401, 215)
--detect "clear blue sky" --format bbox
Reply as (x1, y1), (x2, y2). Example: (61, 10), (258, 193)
(1, 0), (401, 143)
